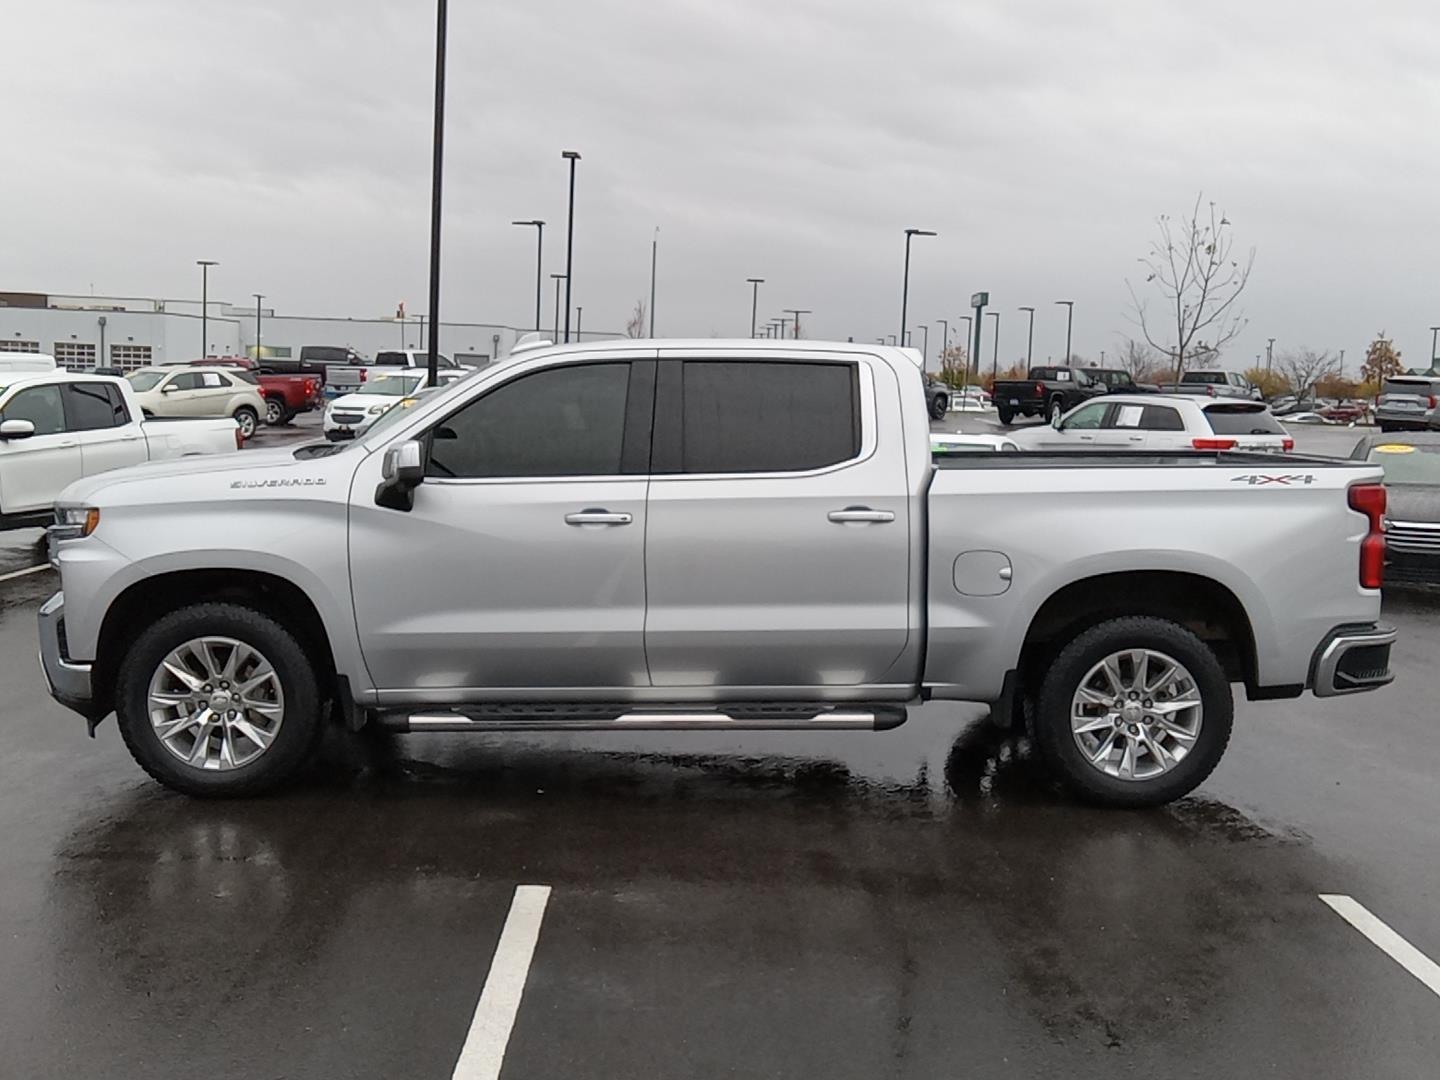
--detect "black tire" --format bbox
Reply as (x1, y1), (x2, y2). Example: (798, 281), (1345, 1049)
(1378, 423), (1393, 434)
(1048, 397), (1065, 425)
(1032, 616), (1233, 808)
(279, 410), (296, 426)
(233, 406), (259, 441)
(114, 602), (323, 798)
(929, 394), (948, 421)
(264, 397), (285, 426)
(996, 404), (1015, 426)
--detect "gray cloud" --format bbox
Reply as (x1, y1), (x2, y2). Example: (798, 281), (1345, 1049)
(4, 0), (1439, 369)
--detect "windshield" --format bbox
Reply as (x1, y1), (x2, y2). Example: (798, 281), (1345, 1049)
(1368, 443), (1440, 485)
(360, 374), (424, 397)
(1183, 371), (1227, 384)
(1204, 404), (1285, 434)
(126, 371), (166, 391)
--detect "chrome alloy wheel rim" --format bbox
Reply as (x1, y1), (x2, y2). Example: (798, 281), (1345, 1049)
(1070, 648), (1203, 781)
(147, 636), (285, 770)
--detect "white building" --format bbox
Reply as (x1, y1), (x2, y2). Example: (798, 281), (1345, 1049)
(0, 290), (620, 371)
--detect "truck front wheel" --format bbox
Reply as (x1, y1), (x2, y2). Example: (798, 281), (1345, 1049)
(1032, 616), (1232, 808)
(114, 603), (323, 797)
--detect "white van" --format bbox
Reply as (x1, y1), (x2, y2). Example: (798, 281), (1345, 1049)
(0, 351), (58, 373)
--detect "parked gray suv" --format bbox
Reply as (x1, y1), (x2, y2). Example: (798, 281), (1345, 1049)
(1376, 376), (1440, 432)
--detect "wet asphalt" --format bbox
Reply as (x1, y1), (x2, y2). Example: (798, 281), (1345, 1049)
(1, 413), (1436, 1078)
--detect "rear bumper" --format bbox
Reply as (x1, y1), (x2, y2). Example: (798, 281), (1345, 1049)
(37, 591), (102, 720)
(1311, 624), (1397, 697)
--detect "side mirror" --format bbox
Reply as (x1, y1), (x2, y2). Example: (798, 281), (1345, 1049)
(1051, 411), (1063, 431)
(161, 384), (178, 394)
(376, 439), (424, 511)
(0, 419), (36, 440)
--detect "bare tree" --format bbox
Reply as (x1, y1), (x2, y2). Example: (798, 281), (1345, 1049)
(1126, 194), (1255, 382)
(1116, 338), (1160, 379)
(1277, 347), (1340, 402)
(624, 299), (647, 339)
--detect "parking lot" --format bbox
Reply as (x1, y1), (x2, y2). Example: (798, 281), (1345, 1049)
(2, 411), (1437, 1079)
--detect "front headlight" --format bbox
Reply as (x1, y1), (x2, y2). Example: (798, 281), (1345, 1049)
(368, 404), (392, 415)
(50, 506), (101, 550)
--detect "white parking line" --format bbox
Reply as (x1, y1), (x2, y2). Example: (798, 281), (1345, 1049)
(1320, 894), (1440, 998)
(452, 884), (552, 1080)
(0, 564), (50, 584)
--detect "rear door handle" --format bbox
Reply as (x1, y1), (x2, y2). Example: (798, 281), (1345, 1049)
(828, 508), (896, 524)
(1127, 434), (1144, 442)
(565, 509), (633, 526)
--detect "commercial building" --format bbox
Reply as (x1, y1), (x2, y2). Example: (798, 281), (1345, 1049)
(0, 290), (618, 370)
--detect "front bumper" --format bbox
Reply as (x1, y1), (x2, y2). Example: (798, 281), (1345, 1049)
(37, 592), (101, 720)
(1311, 624), (1397, 697)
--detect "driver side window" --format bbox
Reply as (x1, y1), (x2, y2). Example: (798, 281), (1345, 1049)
(426, 362), (632, 479)
(1062, 402), (1109, 430)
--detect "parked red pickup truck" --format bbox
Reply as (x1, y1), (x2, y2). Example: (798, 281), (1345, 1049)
(189, 357), (324, 425)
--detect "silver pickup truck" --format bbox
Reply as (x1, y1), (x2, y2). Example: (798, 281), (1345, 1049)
(38, 340), (1396, 807)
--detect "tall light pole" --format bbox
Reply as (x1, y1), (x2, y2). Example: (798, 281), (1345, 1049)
(783, 308), (811, 340)
(550, 273), (565, 341)
(1055, 300), (1075, 365)
(1018, 306), (1035, 366)
(918, 324), (929, 366)
(561, 150), (581, 342)
(511, 220), (545, 332)
(1431, 326), (1440, 368)
(970, 292), (989, 386)
(576, 305), (583, 340)
(424, 0), (450, 385)
(936, 318), (949, 370)
(196, 260), (218, 358)
(899, 228), (937, 345)
(770, 318), (786, 340)
(887, 335), (897, 346)
(253, 293), (264, 363)
(986, 311), (1000, 380)
(746, 278), (764, 337)
(649, 227), (658, 337)
(1267, 337), (1275, 372)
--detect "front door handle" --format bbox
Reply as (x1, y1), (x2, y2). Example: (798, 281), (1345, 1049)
(1127, 434), (1144, 442)
(565, 509), (633, 526)
(828, 508), (895, 524)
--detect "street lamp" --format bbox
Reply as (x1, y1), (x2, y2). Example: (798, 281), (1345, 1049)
(771, 318), (787, 340)
(1267, 337), (1275, 372)
(576, 305), (583, 340)
(746, 278), (764, 337)
(550, 273), (566, 341)
(936, 318), (949, 370)
(1430, 326), (1439, 367)
(196, 260), (218, 358)
(649, 227), (658, 337)
(899, 228), (937, 346)
(561, 150), (581, 343)
(783, 308), (811, 341)
(253, 293), (264, 363)
(1055, 300), (1075, 365)
(511, 220), (545, 332)
(986, 311), (1000, 380)
(918, 324), (929, 367)
(1018, 306), (1035, 366)
(424, 0), (450, 384)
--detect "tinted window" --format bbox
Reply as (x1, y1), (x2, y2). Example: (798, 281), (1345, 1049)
(300, 347), (348, 363)
(373, 352), (407, 366)
(1382, 378), (1435, 398)
(1141, 405), (1185, 431)
(1183, 371), (1226, 384)
(3, 384), (67, 435)
(62, 382), (123, 430)
(680, 361), (858, 473)
(230, 371), (259, 385)
(427, 362), (630, 478)
(169, 372), (202, 390)
(1204, 405), (1285, 434)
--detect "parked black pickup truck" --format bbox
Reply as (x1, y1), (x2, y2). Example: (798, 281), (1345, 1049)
(993, 366), (1107, 425)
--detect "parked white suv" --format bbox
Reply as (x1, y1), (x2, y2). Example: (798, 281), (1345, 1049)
(126, 367), (266, 440)
(1012, 394), (1294, 452)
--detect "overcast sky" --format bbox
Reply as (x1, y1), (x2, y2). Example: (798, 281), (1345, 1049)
(5, 0), (1440, 370)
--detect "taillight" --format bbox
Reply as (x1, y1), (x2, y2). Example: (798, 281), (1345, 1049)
(1192, 437), (1237, 450)
(1429, 395), (1437, 409)
(1034, 382), (1045, 396)
(359, 369), (367, 383)
(1282, 437), (1295, 451)
(1348, 483), (1387, 589)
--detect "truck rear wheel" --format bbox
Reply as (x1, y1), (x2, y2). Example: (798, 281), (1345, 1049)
(114, 603), (323, 797)
(996, 404), (1015, 425)
(264, 398), (286, 425)
(1032, 616), (1232, 808)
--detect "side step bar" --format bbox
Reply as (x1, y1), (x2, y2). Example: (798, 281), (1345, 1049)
(376, 704), (907, 733)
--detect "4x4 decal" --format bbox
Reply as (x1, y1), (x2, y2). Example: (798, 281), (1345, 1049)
(1229, 473), (1316, 486)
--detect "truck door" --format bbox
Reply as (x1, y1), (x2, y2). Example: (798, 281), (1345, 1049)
(348, 354), (656, 694)
(643, 350), (912, 689)
(0, 383), (82, 514)
(63, 380), (147, 477)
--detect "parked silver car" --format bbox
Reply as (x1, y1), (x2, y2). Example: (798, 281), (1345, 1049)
(1375, 376), (1440, 433)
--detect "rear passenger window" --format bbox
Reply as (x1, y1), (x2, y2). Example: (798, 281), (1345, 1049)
(62, 382), (122, 430)
(427, 362), (631, 478)
(1140, 405), (1185, 431)
(680, 361), (859, 473)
